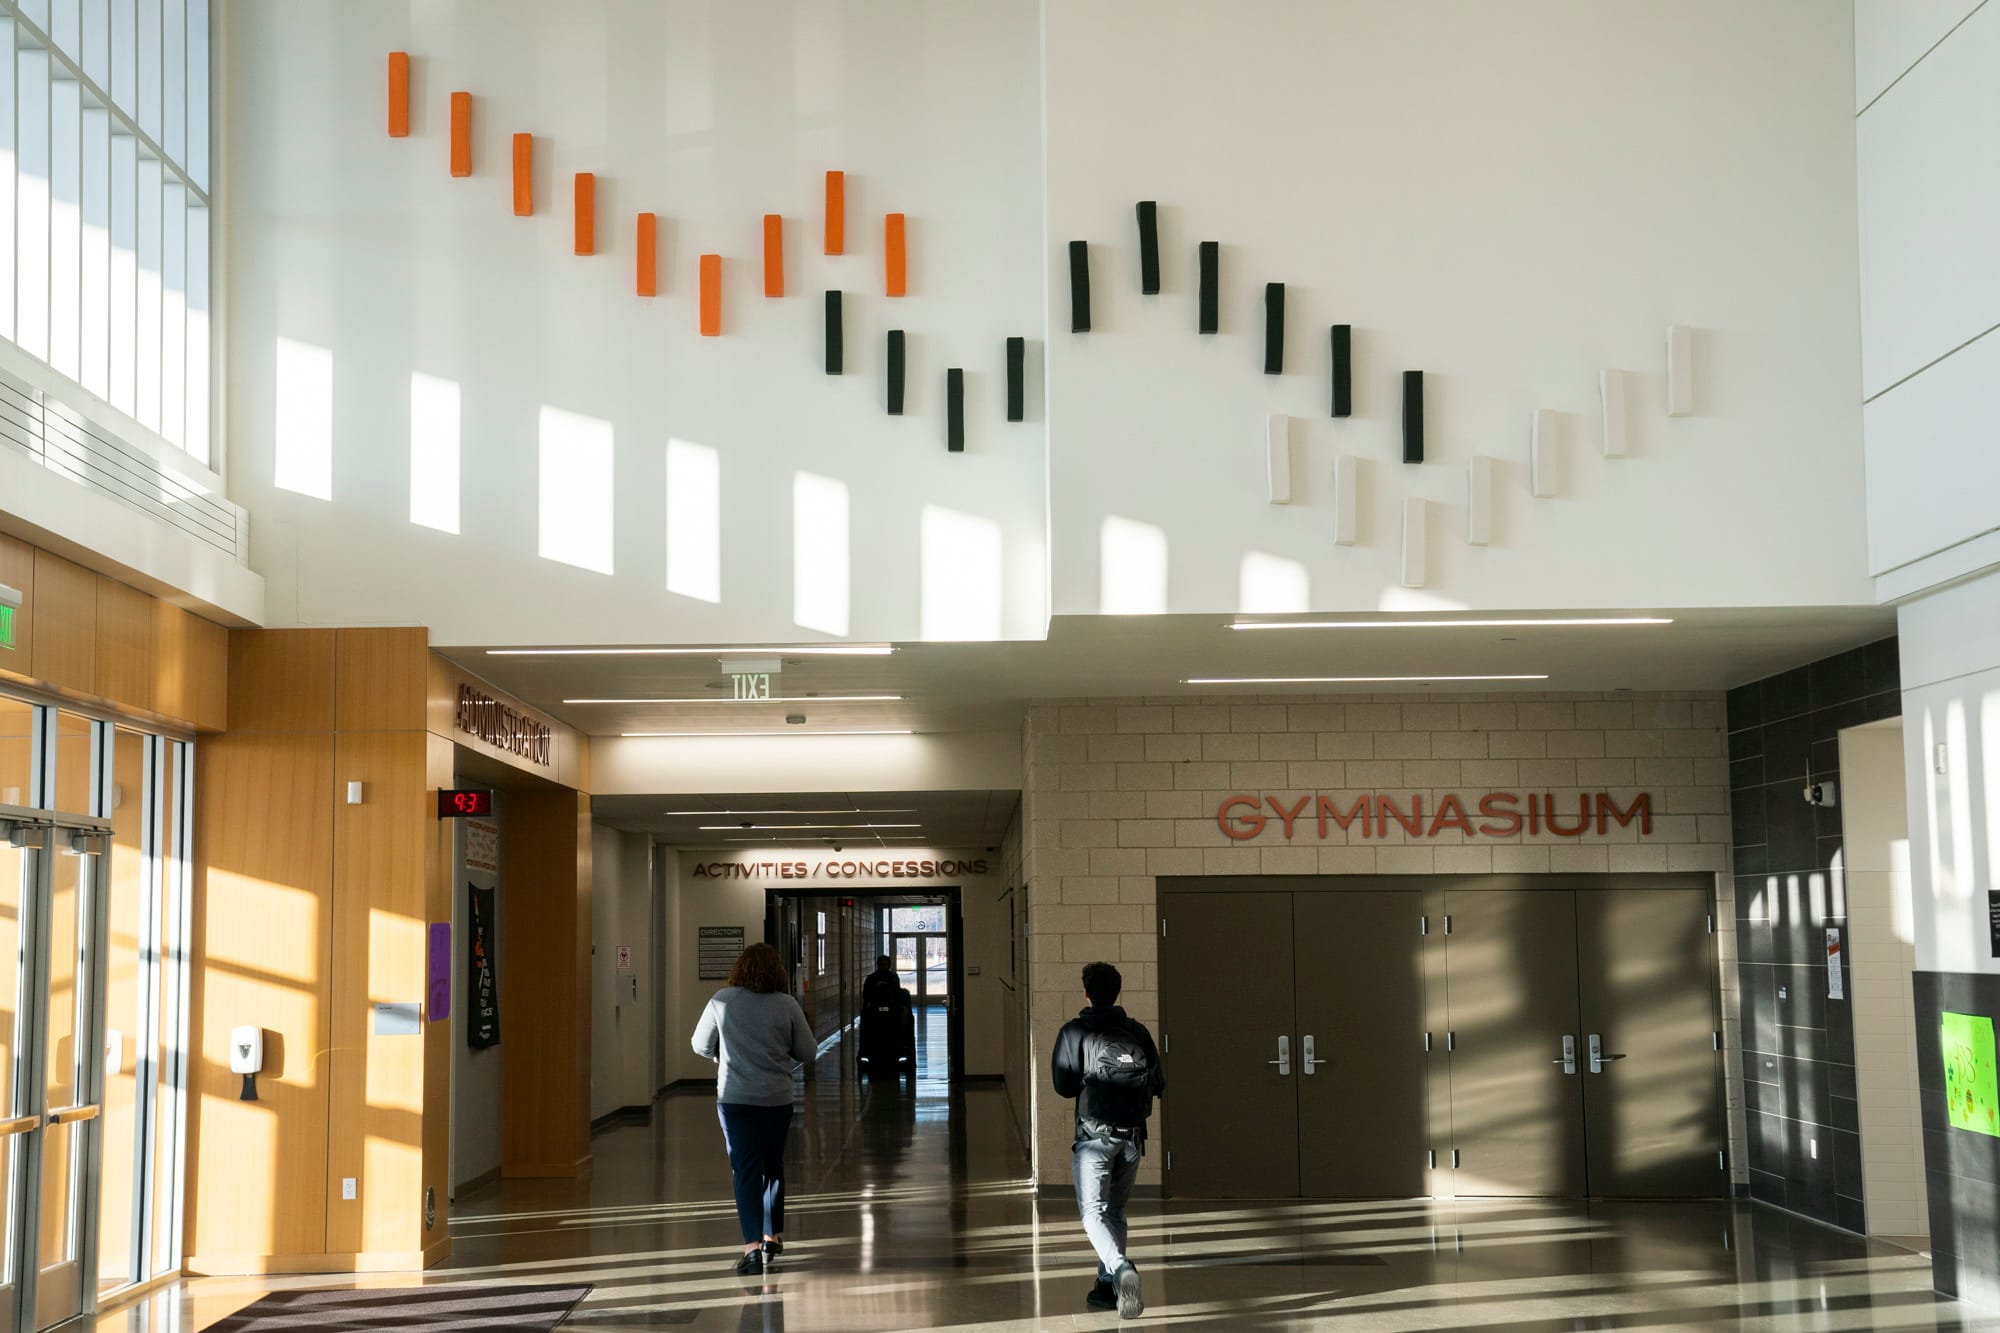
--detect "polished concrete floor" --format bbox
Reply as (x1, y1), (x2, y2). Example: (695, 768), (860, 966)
(100, 1011), (2000, 1330)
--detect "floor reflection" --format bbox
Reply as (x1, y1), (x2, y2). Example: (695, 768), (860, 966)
(98, 1016), (2000, 1331)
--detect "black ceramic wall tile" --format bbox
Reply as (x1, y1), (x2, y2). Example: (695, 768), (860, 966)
(1836, 1194), (1867, 1235)
(1760, 666), (1813, 723)
(1751, 1168), (1787, 1207)
(1727, 685), (1763, 735)
(1810, 648), (1867, 711)
(1865, 638), (1902, 696)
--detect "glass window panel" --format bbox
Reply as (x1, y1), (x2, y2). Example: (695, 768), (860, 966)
(160, 0), (180, 165)
(80, 0), (108, 87)
(184, 201), (205, 463)
(97, 729), (145, 1295)
(39, 849), (87, 1272)
(0, 21), (16, 344)
(925, 936), (949, 999)
(149, 738), (184, 1277)
(108, 129), (135, 416)
(0, 697), (32, 808)
(184, 0), (203, 189)
(109, 0), (133, 117)
(887, 906), (944, 934)
(159, 179), (181, 446)
(18, 0), (48, 33)
(80, 104), (109, 399)
(49, 74), (81, 382)
(0, 836), (25, 1285)
(51, 713), (95, 817)
(135, 0), (158, 140)
(18, 45), (51, 362)
(134, 155), (159, 431)
(50, 0), (79, 61)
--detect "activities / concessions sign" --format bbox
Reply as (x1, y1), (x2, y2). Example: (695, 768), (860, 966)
(467, 886), (501, 1049)
(1942, 1011), (1999, 1138)
(700, 926), (745, 980)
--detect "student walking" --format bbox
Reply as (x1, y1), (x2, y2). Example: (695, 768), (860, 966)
(691, 942), (818, 1273)
(1051, 961), (1166, 1319)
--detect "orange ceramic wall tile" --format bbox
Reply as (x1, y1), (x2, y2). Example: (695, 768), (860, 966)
(637, 213), (658, 296)
(574, 173), (595, 256)
(449, 92), (471, 177)
(512, 134), (532, 215)
(824, 171), (844, 255)
(387, 53), (409, 138)
(700, 255), (721, 335)
(885, 213), (906, 297)
(763, 214), (784, 297)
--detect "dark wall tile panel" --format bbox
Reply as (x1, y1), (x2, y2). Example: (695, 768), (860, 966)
(1727, 636), (1898, 1240)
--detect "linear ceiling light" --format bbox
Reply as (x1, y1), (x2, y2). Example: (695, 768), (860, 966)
(621, 729), (915, 739)
(699, 823), (920, 831)
(489, 645), (894, 657)
(663, 808), (917, 817)
(1184, 674), (1550, 685)
(1226, 617), (1673, 631)
(721, 835), (932, 844)
(565, 694), (904, 705)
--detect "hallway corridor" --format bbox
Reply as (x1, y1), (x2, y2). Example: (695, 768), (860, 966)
(97, 1029), (2000, 1330)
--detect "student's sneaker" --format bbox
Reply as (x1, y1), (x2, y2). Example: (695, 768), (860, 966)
(1114, 1261), (1143, 1319)
(1085, 1279), (1117, 1311)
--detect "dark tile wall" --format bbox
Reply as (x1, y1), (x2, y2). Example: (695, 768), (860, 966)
(1914, 970), (2000, 1309)
(1727, 637), (1899, 1233)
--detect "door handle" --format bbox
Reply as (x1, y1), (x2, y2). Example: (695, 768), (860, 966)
(1587, 1033), (1626, 1075)
(1302, 1034), (1324, 1075)
(1267, 1034), (1291, 1076)
(1552, 1033), (1577, 1075)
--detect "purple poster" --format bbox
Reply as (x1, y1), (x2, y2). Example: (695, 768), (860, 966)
(428, 922), (451, 1021)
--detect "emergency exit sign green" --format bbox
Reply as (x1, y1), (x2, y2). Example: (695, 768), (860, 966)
(0, 604), (13, 650)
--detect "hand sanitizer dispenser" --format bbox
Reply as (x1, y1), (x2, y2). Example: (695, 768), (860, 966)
(230, 1026), (263, 1101)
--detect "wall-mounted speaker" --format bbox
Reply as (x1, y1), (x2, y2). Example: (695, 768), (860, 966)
(1068, 241), (1091, 333)
(1530, 408), (1557, 498)
(1198, 241), (1218, 334)
(887, 330), (906, 415)
(1136, 201), (1160, 295)
(1666, 325), (1694, 417)
(1402, 371), (1424, 464)
(1600, 369), (1630, 457)
(1333, 455), (1358, 545)
(1402, 497), (1427, 588)
(824, 292), (843, 374)
(947, 369), (965, 452)
(1467, 456), (1493, 546)
(1266, 415), (1292, 504)
(1330, 325), (1352, 418)
(1264, 283), (1285, 375)
(1006, 337), (1025, 422)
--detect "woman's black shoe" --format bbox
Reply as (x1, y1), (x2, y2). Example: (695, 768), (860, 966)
(762, 1239), (785, 1259)
(734, 1248), (765, 1275)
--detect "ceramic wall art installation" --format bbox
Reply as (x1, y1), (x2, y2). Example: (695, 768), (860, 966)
(1263, 283), (1285, 374)
(573, 173), (594, 256)
(886, 331), (906, 415)
(1135, 201), (1160, 295)
(1006, 337), (1025, 422)
(387, 53), (410, 137)
(449, 91), (471, 176)
(825, 292), (844, 375)
(699, 255), (721, 337)
(946, 369), (965, 452)
(1068, 241), (1091, 333)
(511, 133), (532, 215)
(885, 213), (906, 297)
(636, 213), (657, 296)
(824, 171), (845, 255)
(764, 214), (784, 297)
(1198, 241), (1219, 333)
(1402, 370), (1424, 464)
(1330, 324), (1352, 418)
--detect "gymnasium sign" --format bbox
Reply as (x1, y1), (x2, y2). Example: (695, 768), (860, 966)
(1216, 791), (1654, 841)
(455, 683), (553, 767)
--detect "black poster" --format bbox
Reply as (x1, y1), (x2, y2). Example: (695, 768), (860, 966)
(1989, 890), (2000, 959)
(468, 884), (501, 1049)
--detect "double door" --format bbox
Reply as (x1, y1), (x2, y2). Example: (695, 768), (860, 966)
(891, 934), (949, 1006)
(1159, 881), (1722, 1200)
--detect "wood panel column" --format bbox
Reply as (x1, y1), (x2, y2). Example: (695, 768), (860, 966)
(498, 789), (593, 1177)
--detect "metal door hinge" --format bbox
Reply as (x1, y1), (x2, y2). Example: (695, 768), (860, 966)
(1167, 1151), (1173, 1170)
(1163, 1033), (1170, 1054)
(1421, 915), (1429, 936)
(1707, 914), (1714, 935)
(1443, 915), (1453, 935)
(1712, 1030), (1720, 1051)
(1446, 1031), (1456, 1052)
(1451, 1149), (1460, 1169)
(1718, 1150), (1726, 1171)
(1424, 1031), (1432, 1052)
(1427, 1149), (1436, 1169)
(1160, 918), (1167, 938)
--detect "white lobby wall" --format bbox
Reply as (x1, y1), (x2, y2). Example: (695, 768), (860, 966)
(589, 825), (656, 1119)
(223, 0), (1047, 646)
(590, 730), (1021, 797)
(1856, 0), (2000, 597)
(1042, 1), (1872, 618)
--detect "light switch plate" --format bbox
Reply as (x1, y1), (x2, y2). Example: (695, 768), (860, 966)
(342, 1177), (357, 1201)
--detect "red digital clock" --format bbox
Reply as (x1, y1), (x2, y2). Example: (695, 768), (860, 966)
(437, 789), (494, 818)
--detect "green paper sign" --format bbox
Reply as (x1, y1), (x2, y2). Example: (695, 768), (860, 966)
(1942, 1011), (1999, 1138)
(0, 604), (13, 650)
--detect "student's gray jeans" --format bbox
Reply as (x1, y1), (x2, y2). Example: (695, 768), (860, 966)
(1072, 1133), (1141, 1281)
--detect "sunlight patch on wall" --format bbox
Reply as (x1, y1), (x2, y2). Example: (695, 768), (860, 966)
(538, 405), (614, 574)
(273, 336), (333, 501)
(792, 472), (850, 637)
(1100, 516), (1167, 616)
(922, 505), (1003, 641)
(408, 372), (460, 535)
(665, 438), (721, 603)
(1239, 551), (1309, 614)
(1378, 587), (1468, 613)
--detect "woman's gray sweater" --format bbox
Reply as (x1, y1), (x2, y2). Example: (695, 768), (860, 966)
(690, 987), (817, 1106)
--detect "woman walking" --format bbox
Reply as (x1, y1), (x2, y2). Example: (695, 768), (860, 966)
(691, 942), (817, 1273)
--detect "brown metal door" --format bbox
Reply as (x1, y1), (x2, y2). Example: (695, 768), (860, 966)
(1575, 889), (1725, 1197)
(1295, 891), (1430, 1197)
(1444, 890), (1588, 1196)
(1160, 891), (1298, 1197)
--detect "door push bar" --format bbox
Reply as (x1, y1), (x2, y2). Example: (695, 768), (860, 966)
(1587, 1033), (1627, 1075)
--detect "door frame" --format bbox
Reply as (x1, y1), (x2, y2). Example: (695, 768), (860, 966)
(1157, 872), (1724, 1201)
(763, 888), (966, 1082)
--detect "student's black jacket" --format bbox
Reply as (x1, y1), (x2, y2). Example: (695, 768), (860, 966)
(1050, 1004), (1165, 1141)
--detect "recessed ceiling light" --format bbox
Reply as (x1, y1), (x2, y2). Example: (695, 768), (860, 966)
(565, 694), (904, 705)
(698, 823), (921, 831)
(1183, 674), (1550, 685)
(1226, 617), (1672, 631)
(621, 729), (915, 738)
(488, 645), (894, 657)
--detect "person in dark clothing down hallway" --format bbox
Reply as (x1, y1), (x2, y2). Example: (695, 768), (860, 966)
(1051, 961), (1166, 1320)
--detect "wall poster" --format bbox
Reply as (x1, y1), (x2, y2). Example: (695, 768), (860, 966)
(467, 885), (501, 1049)
(1942, 1011), (1999, 1138)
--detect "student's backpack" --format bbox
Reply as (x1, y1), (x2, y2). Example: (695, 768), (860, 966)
(1082, 1023), (1157, 1130)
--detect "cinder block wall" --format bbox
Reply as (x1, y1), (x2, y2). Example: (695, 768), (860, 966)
(1019, 691), (1741, 1188)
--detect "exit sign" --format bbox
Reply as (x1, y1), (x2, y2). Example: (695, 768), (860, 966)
(0, 604), (14, 651)
(732, 673), (772, 700)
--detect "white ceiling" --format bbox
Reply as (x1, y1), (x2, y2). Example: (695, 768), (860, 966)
(448, 606), (1896, 741)
(592, 789), (1019, 848)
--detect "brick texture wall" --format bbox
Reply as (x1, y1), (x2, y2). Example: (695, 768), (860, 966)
(1021, 691), (1741, 1187)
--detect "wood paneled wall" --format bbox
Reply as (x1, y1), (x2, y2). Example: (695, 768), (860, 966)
(187, 629), (591, 1274)
(0, 531), (226, 730)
